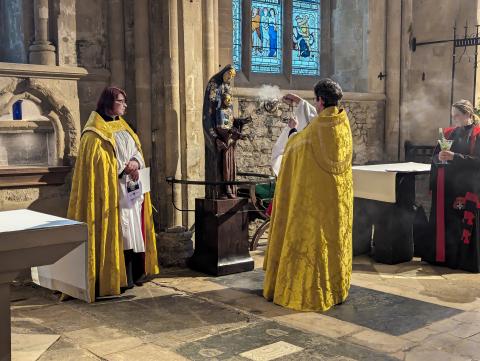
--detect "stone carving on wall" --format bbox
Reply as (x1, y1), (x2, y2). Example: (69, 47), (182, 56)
(0, 79), (78, 166)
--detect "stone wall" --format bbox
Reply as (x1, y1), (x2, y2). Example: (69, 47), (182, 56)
(331, 0), (369, 92)
(0, 182), (71, 216)
(344, 99), (385, 164)
(234, 92), (385, 175)
(0, 63), (86, 216)
(0, 0), (390, 231)
(384, 0), (480, 159)
(75, 0), (110, 125)
(235, 98), (290, 175)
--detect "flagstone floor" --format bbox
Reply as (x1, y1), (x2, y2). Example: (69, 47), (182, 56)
(10, 247), (480, 361)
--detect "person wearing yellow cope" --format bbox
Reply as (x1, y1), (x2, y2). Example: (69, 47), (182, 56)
(68, 86), (159, 301)
(263, 78), (353, 312)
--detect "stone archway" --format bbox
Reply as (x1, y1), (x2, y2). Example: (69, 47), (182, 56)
(0, 78), (79, 166)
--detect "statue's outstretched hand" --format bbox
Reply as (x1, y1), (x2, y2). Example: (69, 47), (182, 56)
(236, 116), (252, 126)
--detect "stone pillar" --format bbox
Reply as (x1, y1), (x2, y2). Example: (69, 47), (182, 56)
(29, 0), (56, 65)
(180, 0), (207, 227)
(332, 0), (371, 91)
(51, 0), (77, 66)
(213, 0), (219, 70)
(399, 0), (413, 161)
(134, 0), (152, 165)
(367, 0), (386, 94)
(203, 0), (216, 85)
(385, 0), (402, 161)
(109, 0), (126, 89)
(164, 0), (183, 227)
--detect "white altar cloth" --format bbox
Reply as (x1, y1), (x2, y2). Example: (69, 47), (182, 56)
(353, 162), (431, 203)
(0, 210), (93, 303)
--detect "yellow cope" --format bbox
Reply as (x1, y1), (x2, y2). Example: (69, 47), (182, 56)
(263, 106), (353, 312)
(68, 111), (159, 302)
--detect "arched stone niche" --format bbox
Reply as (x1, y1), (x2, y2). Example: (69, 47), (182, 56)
(0, 79), (77, 168)
(0, 76), (83, 189)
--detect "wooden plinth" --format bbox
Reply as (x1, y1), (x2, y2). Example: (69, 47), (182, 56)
(189, 198), (254, 276)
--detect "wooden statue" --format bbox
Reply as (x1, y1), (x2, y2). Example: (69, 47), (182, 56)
(202, 65), (251, 199)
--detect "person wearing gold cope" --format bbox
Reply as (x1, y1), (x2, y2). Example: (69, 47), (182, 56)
(263, 78), (353, 312)
(68, 87), (159, 301)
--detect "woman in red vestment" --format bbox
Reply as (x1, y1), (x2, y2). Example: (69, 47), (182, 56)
(422, 100), (480, 272)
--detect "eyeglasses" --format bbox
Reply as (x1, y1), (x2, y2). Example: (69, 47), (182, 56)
(115, 99), (127, 105)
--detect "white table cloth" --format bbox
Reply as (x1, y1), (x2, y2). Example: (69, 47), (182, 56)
(6, 211), (93, 303)
(353, 162), (431, 203)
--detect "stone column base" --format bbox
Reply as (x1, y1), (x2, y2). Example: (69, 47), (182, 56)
(29, 42), (56, 65)
(157, 226), (194, 267)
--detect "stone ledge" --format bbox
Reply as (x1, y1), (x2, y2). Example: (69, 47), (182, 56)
(0, 62), (88, 80)
(80, 68), (111, 83)
(0, 120), (53, 133)
(0, 166), (71, 188)
(233, 86), (386, 102)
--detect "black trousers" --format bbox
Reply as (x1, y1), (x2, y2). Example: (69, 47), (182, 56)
(124, 250), (145, 287)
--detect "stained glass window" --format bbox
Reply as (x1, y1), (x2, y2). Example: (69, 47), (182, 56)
(292, 0), (321, 76)
(232, 0), (242, 71)
(250, 0), (283, 73)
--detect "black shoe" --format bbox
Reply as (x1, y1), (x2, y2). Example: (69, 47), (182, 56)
(120, 284), (134, 293)
(134, 274), (147, 287)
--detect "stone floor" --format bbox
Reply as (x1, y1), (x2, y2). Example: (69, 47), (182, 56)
(10, 247), (480, 361)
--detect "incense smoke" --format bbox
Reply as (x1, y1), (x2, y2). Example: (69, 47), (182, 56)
(256, 84), (283, 101)
(401, 76), (455, 143)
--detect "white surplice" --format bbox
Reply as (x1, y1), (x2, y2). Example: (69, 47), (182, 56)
(114, 130), (146, 253)
(271, 99), (317, 175)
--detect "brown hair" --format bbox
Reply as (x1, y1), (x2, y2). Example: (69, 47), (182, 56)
(452, 99), (480, 124)
(314, 78), (343, 108)
(96, 86), (127, 114)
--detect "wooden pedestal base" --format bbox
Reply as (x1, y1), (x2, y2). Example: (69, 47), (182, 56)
(189, 198), (254, 276)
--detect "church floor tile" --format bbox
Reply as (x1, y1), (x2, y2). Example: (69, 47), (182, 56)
(10, 252), (480, 360)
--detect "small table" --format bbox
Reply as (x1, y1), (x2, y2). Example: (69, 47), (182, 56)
(0, 209), (86, 361)
(352, 162), (431, 264)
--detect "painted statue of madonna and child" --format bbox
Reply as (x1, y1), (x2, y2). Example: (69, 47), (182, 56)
(202, 65), (252, 200)
(202, 64), (315, 201)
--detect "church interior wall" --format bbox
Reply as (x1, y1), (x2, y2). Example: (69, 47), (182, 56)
(220, 0), (386, 174)
(2, 0), (479, 242)
(399, 0), (480, 149)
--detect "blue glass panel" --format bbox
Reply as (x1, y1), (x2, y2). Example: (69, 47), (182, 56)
(292, 0), (321, 76)
(232, 0), (242, 71)
(251, 0), (283, 73)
